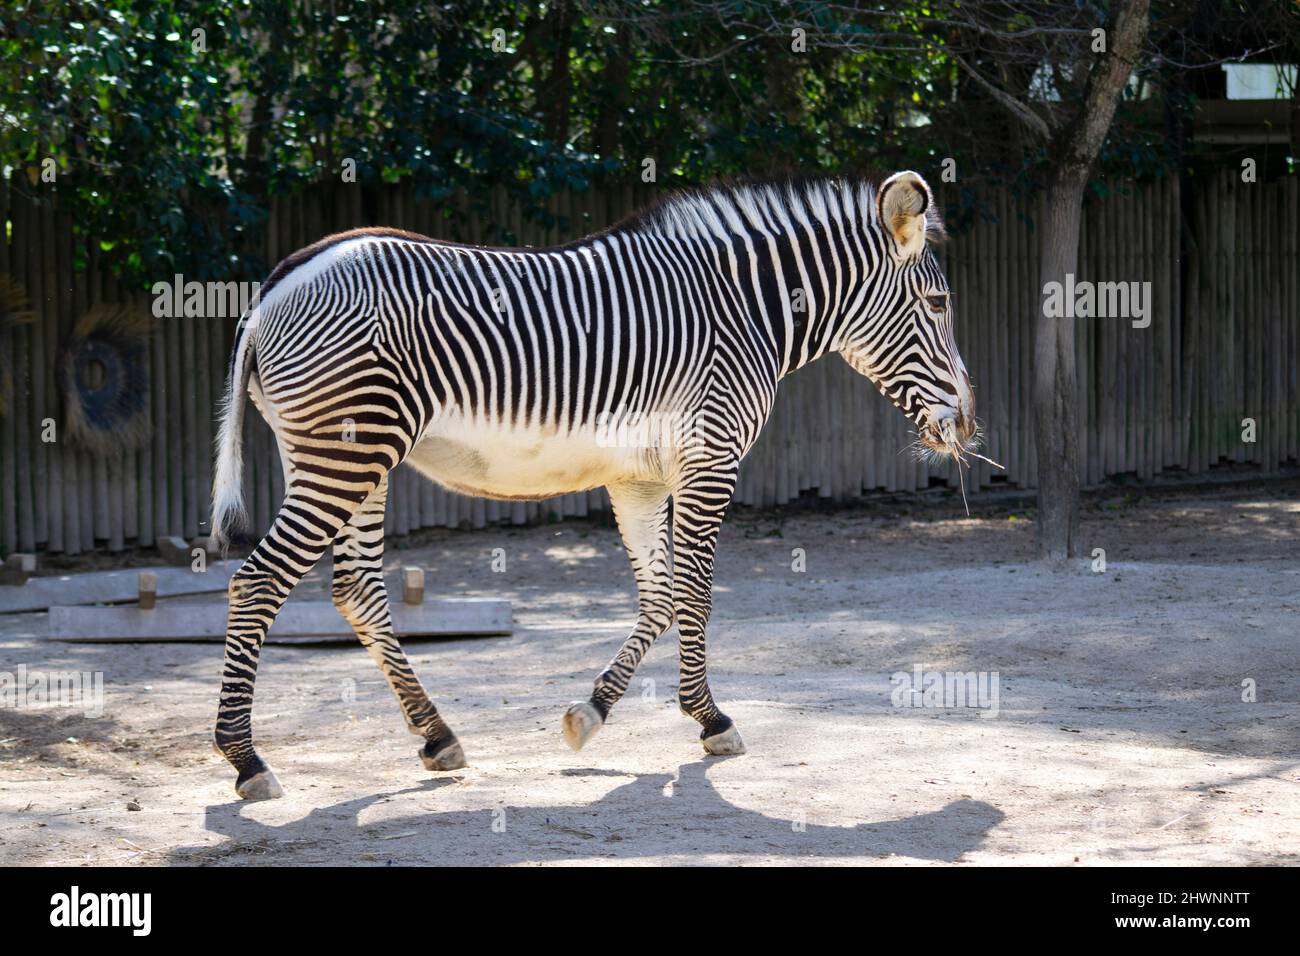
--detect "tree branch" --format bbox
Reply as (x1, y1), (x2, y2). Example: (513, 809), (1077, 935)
(1057, 0), (1151, 173)
(953, 53), (1053, 140)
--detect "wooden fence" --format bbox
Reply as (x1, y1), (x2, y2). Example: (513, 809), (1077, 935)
(0, 172), (1296, 555)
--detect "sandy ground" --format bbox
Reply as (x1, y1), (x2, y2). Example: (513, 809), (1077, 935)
(2, 479), (1298, 866)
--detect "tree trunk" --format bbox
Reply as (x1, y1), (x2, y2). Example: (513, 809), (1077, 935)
(1034, 171), (1086, 559)
(1031, 0), (1150, 560)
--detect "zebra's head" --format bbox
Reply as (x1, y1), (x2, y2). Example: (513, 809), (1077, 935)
(838, 170), (976, 458)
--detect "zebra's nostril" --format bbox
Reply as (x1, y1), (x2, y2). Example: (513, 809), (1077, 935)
(928, 415), (957, 447)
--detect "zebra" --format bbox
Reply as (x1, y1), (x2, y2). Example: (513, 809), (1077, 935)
(209, 170), (976, 799)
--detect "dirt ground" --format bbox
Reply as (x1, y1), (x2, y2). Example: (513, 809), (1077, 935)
(2, 478), (1298, 866)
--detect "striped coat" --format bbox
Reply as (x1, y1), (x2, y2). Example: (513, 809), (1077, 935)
(210, 170), (975, 799)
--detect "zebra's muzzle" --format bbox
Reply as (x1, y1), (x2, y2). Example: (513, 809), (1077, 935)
(925, 409), (975, 454)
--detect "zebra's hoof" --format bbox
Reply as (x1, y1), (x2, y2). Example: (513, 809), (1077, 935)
(235, 766), (284, 801)
(420, 736), (467, 771)
(701, 722), (746, 756)
(562, 700), (604, 751)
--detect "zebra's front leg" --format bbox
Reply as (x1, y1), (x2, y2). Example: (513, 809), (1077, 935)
(672, 463), (746, 755)
(216, 488), (370, 800)
(563, 481), (673, 751)
(332, 477), (466, 771)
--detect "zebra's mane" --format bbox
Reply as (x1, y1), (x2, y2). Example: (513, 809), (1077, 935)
(604, 173), (947, 246)
(257, 174), (946, 302)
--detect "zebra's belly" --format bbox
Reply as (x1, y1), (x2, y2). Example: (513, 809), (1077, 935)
(406, 419), (659, 501)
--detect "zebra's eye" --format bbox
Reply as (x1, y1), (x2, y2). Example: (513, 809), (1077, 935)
(925, 294), (949, 312)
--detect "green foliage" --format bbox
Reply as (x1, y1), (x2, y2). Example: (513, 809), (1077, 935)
(2, 3), (270, 280)
(1, 1), (1288, 284)
(1, 1), (953, 284)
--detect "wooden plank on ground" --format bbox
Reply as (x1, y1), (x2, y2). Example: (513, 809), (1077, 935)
(48, 598), (512, 643)
(0, 564), (238, 614)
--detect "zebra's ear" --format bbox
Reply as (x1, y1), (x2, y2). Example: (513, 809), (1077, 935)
(876, 171), (933, 259)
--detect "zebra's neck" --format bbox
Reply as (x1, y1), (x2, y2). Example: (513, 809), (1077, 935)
(621, 177), (880, 378)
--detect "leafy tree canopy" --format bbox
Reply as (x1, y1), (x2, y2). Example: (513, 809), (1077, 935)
(0, 1), (1292, 284)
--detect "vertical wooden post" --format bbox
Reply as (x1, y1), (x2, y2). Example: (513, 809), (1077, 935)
(138, 571), (157, 610)
(402, 566), (425, 606)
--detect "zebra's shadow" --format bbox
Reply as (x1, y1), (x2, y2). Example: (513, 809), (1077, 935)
(178, 759), (1003, 864)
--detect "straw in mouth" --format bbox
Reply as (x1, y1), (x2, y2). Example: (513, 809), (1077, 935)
(902, 420), (1006, 516)
(938, 419), (1006, 516)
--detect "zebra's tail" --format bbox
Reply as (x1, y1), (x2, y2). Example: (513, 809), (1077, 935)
(210, 313), (257, 553)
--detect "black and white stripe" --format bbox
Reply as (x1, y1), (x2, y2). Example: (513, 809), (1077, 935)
(210, 170), (975, 797)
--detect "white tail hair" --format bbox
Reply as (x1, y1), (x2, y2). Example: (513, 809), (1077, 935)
(209, 312), (258, 552)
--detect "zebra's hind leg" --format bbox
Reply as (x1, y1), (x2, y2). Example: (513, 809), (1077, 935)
(331, 476), (465, 772)
(216, 487), (373, 800)
(563, 481), (673, 751)
(671, 461), (746, 756)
